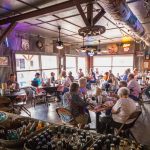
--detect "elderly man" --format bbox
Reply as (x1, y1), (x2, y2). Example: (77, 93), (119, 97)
(112, 87), (137, 126)
(127, 73), (141, 101)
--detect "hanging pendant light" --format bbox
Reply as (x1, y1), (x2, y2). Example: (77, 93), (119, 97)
(56, 26), (63, 50)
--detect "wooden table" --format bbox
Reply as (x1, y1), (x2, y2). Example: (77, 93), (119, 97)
(5, 89), (31, 116)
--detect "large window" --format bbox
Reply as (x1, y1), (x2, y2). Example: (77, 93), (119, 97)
(93, 55), (133, 76)
(16, 54), (40, 87)
(66, 56), (77, 77)
(16, 54), (58, 87)
(78, 57), (86, 75)
(41, 55), (58, 79)
(66, 56), (86, 78)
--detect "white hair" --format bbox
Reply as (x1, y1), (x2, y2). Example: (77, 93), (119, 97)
(117, 87), (130, 97)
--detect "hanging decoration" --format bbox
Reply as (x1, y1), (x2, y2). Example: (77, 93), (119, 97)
(36, 35), (44, 49)
(107, 44), (118, 54)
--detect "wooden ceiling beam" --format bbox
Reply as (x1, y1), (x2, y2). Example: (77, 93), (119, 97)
(93, 9), (105, 25)
(0, 22), (17, 44)
(0, 0), (89, 25)
(74, 0), (90, 27)
(87, 1), (93, 26)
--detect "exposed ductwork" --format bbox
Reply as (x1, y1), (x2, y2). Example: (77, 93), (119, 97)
(98, 0), (150, 46)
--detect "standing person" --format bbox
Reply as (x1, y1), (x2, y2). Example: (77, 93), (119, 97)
(78, 68), (84, 79)
(7, 73), (19, 90)
(32, 73), (42, 87)
(127, 73), (141, 101)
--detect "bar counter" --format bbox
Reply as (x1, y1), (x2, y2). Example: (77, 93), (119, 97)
(0, 111), (144, 150)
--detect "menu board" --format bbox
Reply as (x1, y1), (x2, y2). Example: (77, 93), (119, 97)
(0, 57), (9, 66)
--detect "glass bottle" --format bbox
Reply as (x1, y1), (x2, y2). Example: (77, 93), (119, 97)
(119, 140), (124, 150)
(110, 143), (115, 150)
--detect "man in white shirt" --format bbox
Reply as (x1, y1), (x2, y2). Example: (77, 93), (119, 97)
(112, 87), (137, 125)
(127, 73), (141, 101)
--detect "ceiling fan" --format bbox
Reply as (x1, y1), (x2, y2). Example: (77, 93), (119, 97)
(56, 26), (63, 49)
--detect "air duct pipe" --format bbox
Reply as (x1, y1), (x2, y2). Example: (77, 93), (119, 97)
(99, 0), (150, 46)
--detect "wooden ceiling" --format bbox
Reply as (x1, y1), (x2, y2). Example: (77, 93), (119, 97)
(0, 0), (149, 46)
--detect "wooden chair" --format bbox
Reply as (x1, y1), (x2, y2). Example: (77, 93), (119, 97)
(56, 107), (77, 127)
(116, 110), (142, 142)
(13, 94), (31, 117)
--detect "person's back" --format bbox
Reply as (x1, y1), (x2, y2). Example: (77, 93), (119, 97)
(127, 74), (141, 100)
(112, 97), (136, 124)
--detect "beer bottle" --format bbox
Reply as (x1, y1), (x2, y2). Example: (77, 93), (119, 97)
(110, 143), (115, 150)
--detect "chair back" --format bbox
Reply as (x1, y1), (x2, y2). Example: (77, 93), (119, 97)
(116, 110), (141, 136)
(127, 110), (141, 124)
(56, 107), (74, 123)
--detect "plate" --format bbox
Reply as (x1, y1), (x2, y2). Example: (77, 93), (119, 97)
(0, 112), (8, 122)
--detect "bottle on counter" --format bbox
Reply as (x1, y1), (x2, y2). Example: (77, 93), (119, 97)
(110, 143), (115, 150)
(36, 121), (43, 131)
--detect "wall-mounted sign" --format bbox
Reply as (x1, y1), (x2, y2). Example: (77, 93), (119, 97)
(0, 57), (9, 66)
(107, 44), (118, 54)
(21, 39), (29, 51)
(123, 43), (131, 52)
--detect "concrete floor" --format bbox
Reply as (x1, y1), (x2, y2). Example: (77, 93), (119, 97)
(21, 101), (150, 148)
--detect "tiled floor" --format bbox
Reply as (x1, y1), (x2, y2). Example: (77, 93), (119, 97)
(21, 101), (150, 148)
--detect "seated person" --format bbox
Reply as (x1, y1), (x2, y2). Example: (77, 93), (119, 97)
(120, 68), (130, 81)
(115, 80), (127, 95)
(68, 71), (74, 82)
(111, 87), (137, 128)
(78, 68), (84, 79)
(49, 72), (56, 85)
(108, 74), (118, 91)
(78, 77), (87, 99)
(63, 83), (90, 128)
(102, 72), (110, 91)
(32, 73), (42, 87)
(127, 73), (141, 101)
(99, 87), (137, 133)
(60, 70), (71, 94)
(7, 73), (19, 90)
(89, 68), (96, 83)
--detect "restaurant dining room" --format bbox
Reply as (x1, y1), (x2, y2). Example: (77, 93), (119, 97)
(0, 0), (150, 149)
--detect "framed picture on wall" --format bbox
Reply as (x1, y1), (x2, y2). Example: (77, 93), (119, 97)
(145, 54), (150, 60)
(0, 56), (9, 66)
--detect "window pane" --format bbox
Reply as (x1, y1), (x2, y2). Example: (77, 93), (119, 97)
(16, 54), (40, 71)
(78, 57), (86, 74)
(112, 67), (133, 76)
(17, 71), (40, 87)
(66, 57), (76, 68)
(41, 55), (57, 69)
(93, 56), (111, 66)
(42, 69), (58, 80)
(66, 68), (77, 77)
(112, 55), (133, 66)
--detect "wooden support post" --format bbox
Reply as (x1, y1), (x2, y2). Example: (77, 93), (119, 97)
(0, 22), (17, 45)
